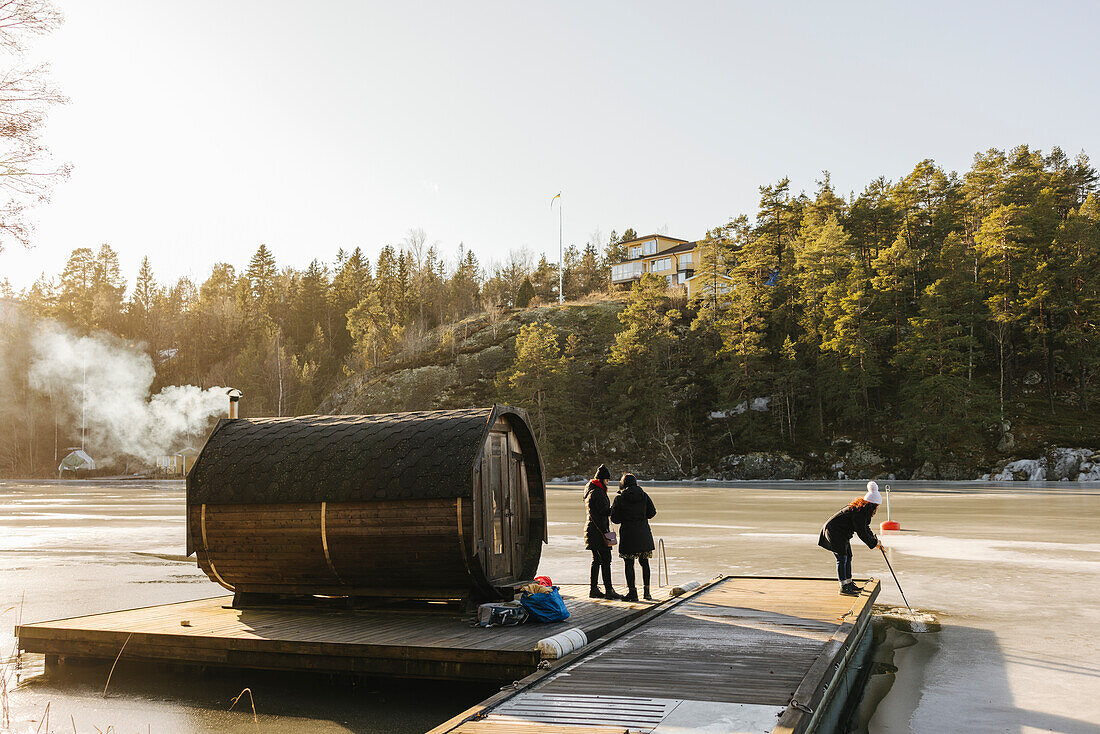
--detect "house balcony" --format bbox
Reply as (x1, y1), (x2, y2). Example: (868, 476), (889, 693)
(611, 261), (646, 283)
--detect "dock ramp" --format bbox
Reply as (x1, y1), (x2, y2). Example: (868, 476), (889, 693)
(431, 576), (880, 734)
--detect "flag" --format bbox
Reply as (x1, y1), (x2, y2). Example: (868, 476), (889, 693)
(550, 192), (561, 209)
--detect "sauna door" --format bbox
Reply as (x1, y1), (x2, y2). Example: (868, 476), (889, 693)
(482, 427), (524, 580)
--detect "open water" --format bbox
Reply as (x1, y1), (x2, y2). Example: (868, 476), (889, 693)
(2, 479), (1098, 733)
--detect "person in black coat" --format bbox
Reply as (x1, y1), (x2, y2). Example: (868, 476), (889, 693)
(610, 473), (657, 601)
(818, 481), (885, 596)
(583, 465), (622, 600)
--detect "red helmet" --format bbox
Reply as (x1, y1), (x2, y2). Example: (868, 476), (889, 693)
(534, 575), (553, 588)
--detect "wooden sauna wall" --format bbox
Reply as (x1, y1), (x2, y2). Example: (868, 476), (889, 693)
(189, 498), (476, 597)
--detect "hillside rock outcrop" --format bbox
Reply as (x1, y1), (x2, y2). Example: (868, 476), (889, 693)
(720, 452), (805, 480)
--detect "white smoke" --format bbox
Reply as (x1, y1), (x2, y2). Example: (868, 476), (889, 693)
(27, 321), (227, 465)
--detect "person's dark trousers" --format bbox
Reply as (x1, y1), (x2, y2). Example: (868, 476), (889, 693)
(590, 546), (614, 594)
(623, 557), (653, 589)
(834, 553), (852, 585)
(623, 557), (652, 601)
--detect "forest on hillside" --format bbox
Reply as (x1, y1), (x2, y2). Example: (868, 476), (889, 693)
(1, 145), (1098, 478)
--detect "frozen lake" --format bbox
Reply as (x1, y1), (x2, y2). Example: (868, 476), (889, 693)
(2, 479), (1098, 733)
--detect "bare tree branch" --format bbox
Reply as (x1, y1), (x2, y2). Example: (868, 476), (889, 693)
(0, 1), (68, 254)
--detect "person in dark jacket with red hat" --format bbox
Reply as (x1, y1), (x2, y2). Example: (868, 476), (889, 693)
(819, 481), (885, 595)
(584, 465), (622, 600)
(611, 473), (657, 601)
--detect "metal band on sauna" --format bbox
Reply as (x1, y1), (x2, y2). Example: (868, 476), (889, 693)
(320, 501), (343, 583)
(455, 497), (475, 578)
(200, 503), (234, 591)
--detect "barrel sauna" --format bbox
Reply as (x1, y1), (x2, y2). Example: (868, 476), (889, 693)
(185, 405), (547, 606)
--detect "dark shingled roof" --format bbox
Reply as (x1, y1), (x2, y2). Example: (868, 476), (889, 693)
(659, 240), (697, 255)
(187, 405), (533, 505)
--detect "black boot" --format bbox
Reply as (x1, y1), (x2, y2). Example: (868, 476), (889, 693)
(599, 559), (620, 600)
(643, 587), (653, 601)
(623, 587), (639, 602)
(840, 583), (859, 596)
(589, 559), (604, 598)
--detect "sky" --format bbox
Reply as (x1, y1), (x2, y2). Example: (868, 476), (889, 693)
(2, 0), (1098, 290)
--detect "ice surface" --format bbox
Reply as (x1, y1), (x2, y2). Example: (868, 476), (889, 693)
(4, 478), (1100, 733)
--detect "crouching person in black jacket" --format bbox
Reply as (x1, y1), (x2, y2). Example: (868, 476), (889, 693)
(819, 481), (884, 595)
(611, 473), (658, 602)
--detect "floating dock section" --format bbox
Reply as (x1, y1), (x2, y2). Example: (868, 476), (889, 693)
(430, 576), (880, 734)
(16, 576), (879, 732)
(15, 585), (667, 682)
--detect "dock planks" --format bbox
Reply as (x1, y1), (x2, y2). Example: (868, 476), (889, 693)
(15, 584), (669, 682)
(431, 576), (880, 734)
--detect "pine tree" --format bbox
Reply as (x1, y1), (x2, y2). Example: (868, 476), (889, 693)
(848, 177), (898, 270)
(330, 247), (373, 359)
(822, 264), (880, 421)
(610, 274), (684, 471)
(501, 322), (561, 445)
(895, 235), (991, 463)
(347, 291), (401, 367)
(690, 218), (744, 320)
(515, 277), (535, 308)
(246, 244), (277, 310)
(974, 204), (1029, 415)
(604, 230), (629, 287)
(448, 245), (481, 318)
(129, 256), (161, 349)
(1051, 194), (1100, 410)
(131, 257), (157, 314)
(963, 149), (1008, 229)
(578, 242), (603, 295)
(58, 247), (95, 328)
(395, 249), (412, 327)
(793, 214), (852, 342)
(290, 259), (330, 350)
(23, 274), (59, 318)
(531, 255), (557, 302)
(757, 178), (794, 265)
(561, 244), (581, 300)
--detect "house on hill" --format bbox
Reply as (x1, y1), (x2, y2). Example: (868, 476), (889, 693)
(609, 234), (733, 299)
(157, 447), (200, 476)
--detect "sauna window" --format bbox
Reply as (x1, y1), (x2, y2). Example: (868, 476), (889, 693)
(508, 431), (528, 545)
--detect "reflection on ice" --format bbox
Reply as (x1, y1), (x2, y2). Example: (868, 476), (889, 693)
(876, 534), (1100, 571)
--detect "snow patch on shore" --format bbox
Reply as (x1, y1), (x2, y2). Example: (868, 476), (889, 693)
(990, 448), (1100, 481)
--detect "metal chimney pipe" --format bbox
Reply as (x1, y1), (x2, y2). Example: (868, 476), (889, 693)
(226, 388), (243, 419)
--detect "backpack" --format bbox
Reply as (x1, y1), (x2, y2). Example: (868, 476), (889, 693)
(519, 586), (570, 623)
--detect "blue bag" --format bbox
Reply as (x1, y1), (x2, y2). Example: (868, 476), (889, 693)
(519, 586), (570, 623)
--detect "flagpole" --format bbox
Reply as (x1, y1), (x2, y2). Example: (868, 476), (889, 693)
(81, 352), (86, 451)
(558, 195), (563, 305)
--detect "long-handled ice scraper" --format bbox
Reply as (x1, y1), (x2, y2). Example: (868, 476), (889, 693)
(880, 546), (912, 612)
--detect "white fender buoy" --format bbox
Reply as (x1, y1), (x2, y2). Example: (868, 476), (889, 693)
(536, 627), (588, 659)
(671, 580), (701, 597)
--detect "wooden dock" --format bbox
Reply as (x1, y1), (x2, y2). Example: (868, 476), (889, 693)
(430, 576), (880, 734)
(15, 585), (669, 682)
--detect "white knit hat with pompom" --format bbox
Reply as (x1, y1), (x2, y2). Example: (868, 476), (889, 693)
(864, 480), (882, 504)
